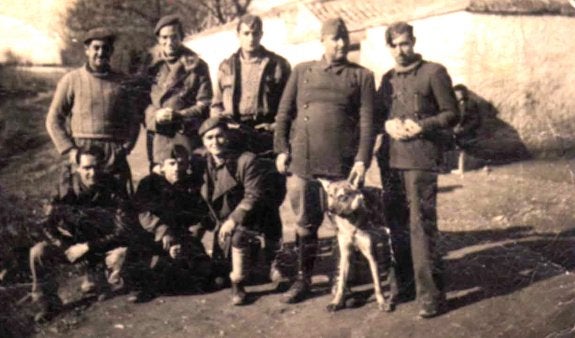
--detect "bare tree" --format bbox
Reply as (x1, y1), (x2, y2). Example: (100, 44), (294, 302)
(61, 0), (250, 69)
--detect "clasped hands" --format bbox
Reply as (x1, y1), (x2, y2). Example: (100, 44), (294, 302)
(385, 118), (423, 140)
(155, 107), (176, 124)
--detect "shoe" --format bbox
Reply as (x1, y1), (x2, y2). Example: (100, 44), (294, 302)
(280, 277), (310, 304)
(231, 283), (247, 306)
(127, 290), (156, 303)
(33, 294), (63, 323)
(418, 302), (442, 319)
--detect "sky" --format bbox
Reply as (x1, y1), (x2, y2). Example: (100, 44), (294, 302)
(0, 0), (71, 64)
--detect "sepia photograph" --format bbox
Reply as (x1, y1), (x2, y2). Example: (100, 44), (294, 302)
(1, 0), (574, 337)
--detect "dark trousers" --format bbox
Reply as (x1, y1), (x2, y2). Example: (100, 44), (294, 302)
(381, 168), (444, 306)
(124, 235), (212, 293)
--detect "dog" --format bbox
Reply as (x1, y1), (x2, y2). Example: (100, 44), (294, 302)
(319, 179), (393, 312)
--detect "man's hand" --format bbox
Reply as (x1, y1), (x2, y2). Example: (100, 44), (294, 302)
(255, 123), (274, 132)
(385, 119), (407, 140)
(168, 244), (182, 259)
(275, 153), (290, 175)
(155, 108), (174, 124)
(162, 234), (175, 251)
(65, 243), (89, 263)
(348, 161), (366, 188)
(218, 219), (236, 245)
(403, 119), (423, 138)
(67, 148), (79, 165)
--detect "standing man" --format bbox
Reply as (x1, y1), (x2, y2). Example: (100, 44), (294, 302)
(274, 18), (376, 304)
(46, 28), (140, 193)
(143, 15), (212, 168)
(210, 13), (291, 280)
(376, 21), (459, 318)
(210, 14), (291, 157)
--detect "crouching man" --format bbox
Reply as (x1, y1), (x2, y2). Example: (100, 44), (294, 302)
(199, 117), (282, 305)
(30, 145), (132, 322)
(131, 143), (213, 302)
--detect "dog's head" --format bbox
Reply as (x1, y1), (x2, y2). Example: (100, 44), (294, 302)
(319, 179), (365, 217)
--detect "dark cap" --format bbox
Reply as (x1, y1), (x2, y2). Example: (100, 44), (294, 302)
(198, 117), (229, 137)
(154, 14), (183, 36)
(321, 18), (349, 38)
(154, 143), (190, 164)
(83, 27), (116, 45)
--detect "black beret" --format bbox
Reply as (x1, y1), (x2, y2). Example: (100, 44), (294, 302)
(83, 27), (116, 45)
(198, 117), (229, 137)
(154, 142), (189, 164)
(321, 18), (349, 38)
(154, 14), (182, 35)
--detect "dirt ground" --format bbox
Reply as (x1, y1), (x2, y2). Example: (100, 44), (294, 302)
(1, 90), (575, 337)
(1, 128), (574, 337)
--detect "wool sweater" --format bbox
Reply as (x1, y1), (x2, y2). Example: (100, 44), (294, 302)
(46, 65), (140, 154)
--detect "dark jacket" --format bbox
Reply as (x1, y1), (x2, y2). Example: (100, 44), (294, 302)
(133, 172), (211, 242)
(143, 45), (213, 137)
(201, 152), (264, 228)
(210, 47), (291, 124)
(43, 168), (132, 253)
(454, 97), (481, 146)
(376, 58), (459, 171)
(274, 58), (376, 179)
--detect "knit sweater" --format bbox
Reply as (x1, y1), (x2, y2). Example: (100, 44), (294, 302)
(46, 65), (140, 154)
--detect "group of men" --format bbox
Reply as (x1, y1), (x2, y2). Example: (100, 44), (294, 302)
(32, 13), (460, 322)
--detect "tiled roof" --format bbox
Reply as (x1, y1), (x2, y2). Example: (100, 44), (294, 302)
(468, 0), (575, 16)
(304, 0), (468, 31)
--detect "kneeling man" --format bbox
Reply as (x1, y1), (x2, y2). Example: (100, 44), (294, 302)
(30, 145), (131, 322)
(199, 117), (282, 305)
(131, 144), (212, 301)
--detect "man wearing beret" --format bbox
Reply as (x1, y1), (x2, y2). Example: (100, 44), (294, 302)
(141, 15), (212, 168)
(376, 21), (459, 318)
(199, 117), (281, 305)
(46, 27), (140, 194)
(274, 18), (376, 304)
(130, 143), (212, 301)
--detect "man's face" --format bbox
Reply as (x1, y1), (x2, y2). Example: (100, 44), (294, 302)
(202, 127), (228, 158)
(85, 39), (114, 71)
(322, 33), (349, 63)
(158, 25), (183, 61)
(388, 33), (416, 67)
(161, 156), (189, 184)
(77, 154), (102, 188)
(237, 23), (263, 54)
(455, 90), (466, 102)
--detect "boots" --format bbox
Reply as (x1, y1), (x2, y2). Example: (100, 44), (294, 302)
(264, 240), (285, 289)
(230, 247), (250, 306)
(280, 234), (318, 304)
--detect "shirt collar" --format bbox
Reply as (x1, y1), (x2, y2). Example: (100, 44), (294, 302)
(84, 63), (111, 77)
(319, 57), (348, 74)
(394, 54), (423, 74)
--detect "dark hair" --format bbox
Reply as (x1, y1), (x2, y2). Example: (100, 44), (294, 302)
(169, 144), (189, 160)
(76, 145), (105, 164)
(453, 84), (468, 93)
(385, 21), (414, 45)
(236, 14), (263, 33)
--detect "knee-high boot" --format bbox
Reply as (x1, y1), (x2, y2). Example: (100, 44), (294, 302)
(230, 247), (250, 305)
(280, 234), (318, 304)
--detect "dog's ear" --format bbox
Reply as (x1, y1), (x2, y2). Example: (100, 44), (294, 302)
(317, 178), (331, 193)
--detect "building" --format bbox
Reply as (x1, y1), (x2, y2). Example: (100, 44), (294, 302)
(185, 0), (575, 158)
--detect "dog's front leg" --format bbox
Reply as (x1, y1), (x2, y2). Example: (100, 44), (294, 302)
(327, 232), (352, 312)
(356, 231), (392, 312)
